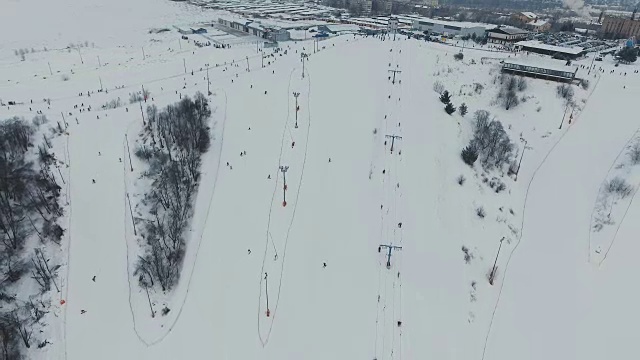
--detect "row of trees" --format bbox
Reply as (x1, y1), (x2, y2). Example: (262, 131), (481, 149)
(134, 92), (211, 293)
(0, 116), (64, 356)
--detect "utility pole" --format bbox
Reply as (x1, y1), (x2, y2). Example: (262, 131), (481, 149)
(388, 69), (402, 84)
(301, 53), (307, 79)
(97, 56), (101, 67)
(264, 272), (270, 317)
(99, 77), (103, 91)
(60, 112), (68, 128)
(142, 85), (147, 102)
(125, 134), (134, 172)
(183, 58), (186, 74)
(588, 51), (596, 75)
(280, 165), (289, 207)
(126, 192), (137, 236)
(145, 283), (155, 318)
(256, 40), (259, 53)
(47, 62), (53, 76)
(558, 102), (570, 129)
(378, 244), (402, 269)
(139, 99), (146, 126)
(293, 92), (300, 129)
(142, 47), (146, 60)
(262, 54), (265, 68)
(207, 66), (211, 95)
(489, 237), (504, 285)
(246, 56), (249, 72)
(77, 47), (84, 64)
(385, 134), (402, 154)
(515, 138), (527, 181)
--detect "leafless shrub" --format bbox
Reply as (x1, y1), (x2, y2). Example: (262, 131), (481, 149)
(556, 84), (574, 101)
(606, 177), (633, 199)
(517, 76), (528, 91)
(628, 141), (640, 165)
(457, 174), (466, 185)
(461, 246), (474, 264)
(476, 206), (486, 219)
(433, 80), (445, 95)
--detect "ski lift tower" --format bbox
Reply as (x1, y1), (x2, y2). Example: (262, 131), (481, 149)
(378, 244), (402, 269)
(388, 17), (399, 41)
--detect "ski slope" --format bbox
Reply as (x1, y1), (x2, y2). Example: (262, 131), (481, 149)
(2, 0), (640, 358)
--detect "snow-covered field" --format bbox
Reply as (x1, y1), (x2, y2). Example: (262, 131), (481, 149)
(2, 0), (640, 359)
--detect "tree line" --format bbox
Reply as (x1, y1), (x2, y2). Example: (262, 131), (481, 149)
(134, 92), (211, 294)
(0, 116), (64, 358)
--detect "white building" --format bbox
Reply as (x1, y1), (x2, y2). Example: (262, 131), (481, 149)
(411, 17), (492, 37)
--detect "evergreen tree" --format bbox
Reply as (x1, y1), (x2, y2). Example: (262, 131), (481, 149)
(459, 103), (468, 116)
(445, 102), (456, 115)
(440, 90), (451, 104)
(461, 145), (478, 166)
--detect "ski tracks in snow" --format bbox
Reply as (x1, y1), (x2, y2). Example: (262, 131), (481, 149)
(258, 66), (312, 346)
(373, 36), (405, 360)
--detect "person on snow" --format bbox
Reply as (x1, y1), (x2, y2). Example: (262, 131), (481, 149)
(323, 262), (327, 268)
(267, 174), (271, 179)
(92, 179), (96, 184)
(248, 249), (251, 255)
(291, 141), (295, 148)
(92, 276), (96, 282)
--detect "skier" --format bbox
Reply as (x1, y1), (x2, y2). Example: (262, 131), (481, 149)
(98, 152), (101, 156)
(328, 158), (331, 163)
(382, 169), (386, 174)
(291, 141), (295, 148)
(92, 276), (96, 282)
(398, 222), (402, 228)
(323, 262), (327, 268)
(81, 310), (86, 314)
(119, 158), (122, 162)
(92, 179), (96, 184)
(267, 174), (271, 179)
(248, 249), (251, 255)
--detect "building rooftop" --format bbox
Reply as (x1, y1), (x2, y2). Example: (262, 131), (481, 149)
(520, 12), (537, 20)
(516, 40), (585, 55)
(489, 26), (529, 35)
(412, 16), (495, 30)
(503, 59), (577, 75)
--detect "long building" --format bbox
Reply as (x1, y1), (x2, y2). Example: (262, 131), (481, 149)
(411, 17), (493, 37)
(502, 60), (578, 83)
(515, 40), (586, 60)
(601, 15), (640, 39)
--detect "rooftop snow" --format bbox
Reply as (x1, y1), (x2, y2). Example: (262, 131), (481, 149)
(503, 58), (578, 74)
(516, 40), (585, 55)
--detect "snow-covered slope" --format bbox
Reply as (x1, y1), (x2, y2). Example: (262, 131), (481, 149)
(2, 1), (640, 359)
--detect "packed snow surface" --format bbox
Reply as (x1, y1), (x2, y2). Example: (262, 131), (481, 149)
(1, 0), (640, 359)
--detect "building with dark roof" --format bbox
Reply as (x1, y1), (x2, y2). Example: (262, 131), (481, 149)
(487, 26), (529, 45)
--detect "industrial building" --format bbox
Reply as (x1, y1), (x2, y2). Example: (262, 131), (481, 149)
(411, 17), (492, 37)
(501, 60), (578, 83)
(217, 18), (291, 42)
(601, 14), (640, 39)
